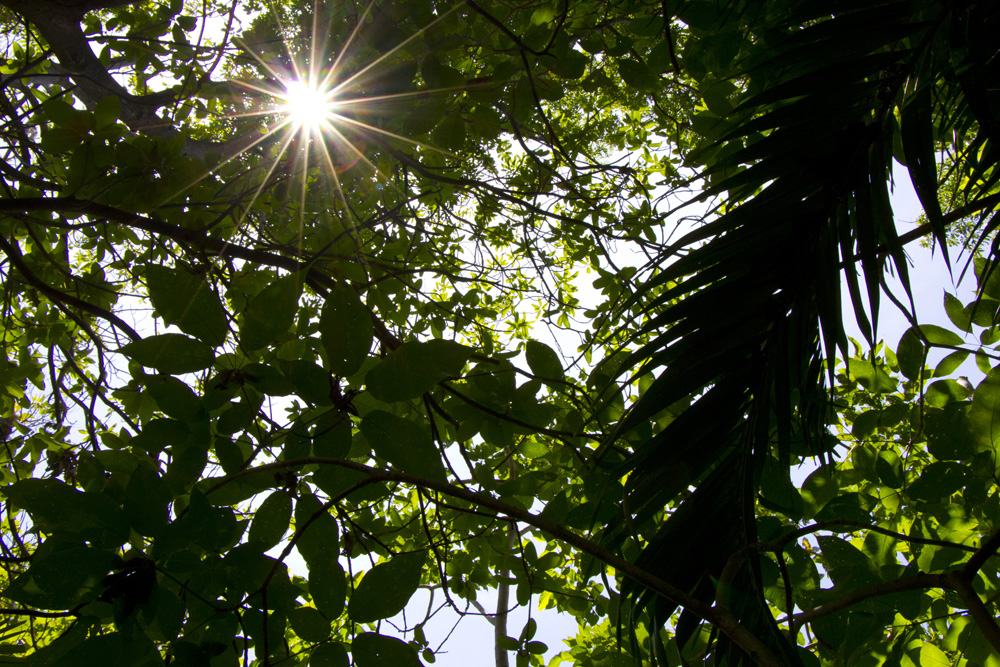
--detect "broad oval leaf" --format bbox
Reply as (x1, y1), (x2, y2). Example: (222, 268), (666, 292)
(4, 478), (129, 547)
(143, 375), (205, 422)
(919, 324), (964, 347)
(525, 340), (563, 381)
(320, 283), (374, 377)
(309, 558), (347, 619)
(240, 273), (302, 350)
(352, 633), (422, 667)
(943, 292), (973, 333)
(969, 369), (1000, 452)
(288, 606), (331, 642)
(147, 265), (228, 347)
(348, 552), (425, 624)
(247, 491), (292, 549)
(618, 59), (659, 93)
(907, 461), (969, 502)
(119, 334), (214, 374)
(311, 643), (349, 667)
(6, 547), (119, 610)
(360, 411), (446, 480)
(896, 327), (925, 380)
(295, 492), (339, 567)
(124, 465), (172, 537)
(365, 340), (470, 402)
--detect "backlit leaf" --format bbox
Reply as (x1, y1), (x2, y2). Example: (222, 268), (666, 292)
(119, 334), (214, 374)
(352, 633), (422, 667)
(147, 265), (228, 347)
(360, 410), (446, 480)
(240, 273), (302, 350)
(348, 552), (425, 623)
(247, 491), (292, 549)
(365, 340), (470, 402)
(320, 283), (373, 377)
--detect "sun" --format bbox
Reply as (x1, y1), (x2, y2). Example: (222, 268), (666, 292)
(280, 78), (336, 131)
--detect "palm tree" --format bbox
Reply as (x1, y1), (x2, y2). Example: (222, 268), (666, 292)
(605, 1), (1000, 663)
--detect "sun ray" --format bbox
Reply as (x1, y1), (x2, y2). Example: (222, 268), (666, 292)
(327, 3), (463, 98)
(323, 0), (379, 91)
(329, 112), (456, 157)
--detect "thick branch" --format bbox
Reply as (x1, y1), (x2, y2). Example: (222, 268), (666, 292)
(962, 525), (1000, 578)
(1, 0), (261, 160)
(945, 572), (1000, 653)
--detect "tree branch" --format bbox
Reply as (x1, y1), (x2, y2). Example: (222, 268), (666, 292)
(0, 197), (400, 349)
(789, 572), (948, 627)
(206, 456), (786, 667)
(944, 572), (1000, 653)
(1, 0), (266, 160)
(0, 231), (140, 341)
(962, 525), (1000, 578)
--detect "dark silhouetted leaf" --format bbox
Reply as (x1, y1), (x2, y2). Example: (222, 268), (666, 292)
(147, 265), (228, 347)
(119, 334), (214, 374)
(348, 552), (425, 623)
(365, 340), (470, 402)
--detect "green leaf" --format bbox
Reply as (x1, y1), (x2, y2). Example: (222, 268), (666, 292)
(281, 359), (334, 406)
(94, 95), (121, 128)
(309, 558), (347, 619)
(365, 340), (470, 402)
(143, 375), (206, 421)
(348, 552), (425, 623)
(431, 113), (466, 151)
(926, 403), (976, 461)
(525, 341), (563, 381)
(934, 350), (969, 378)
(124, 465), (172, 537)
(311, 643), (349, 667)
(320, 284), (374, 377)
(919, 324), (964, 346)
(4, 478), (128, 547)
(875, 449), (904, 488)
(119, 334), (214, 374)
(146, 265), (228, 347)
(6, 547), (118, 609)
(295, 492), (339, 567)
(352, 633), (422, 667)
(243, 362), (295, 396)
(817, 536), (879, 590)
(247, 491), (292, 549)
(289, 606), (331, 642)
(360, 410), (446, 480)
(926, 379), (970, 408)
(907, 461), (968, 502)
(969, 369), (1000, 454)
(617, 59), (659, 93)
(896, 327), (925, 380)
(848, 359), (896, 393)
(944, 292), (973, 332)
(240, 273), (302, 350)
(525, 641), (548, 655)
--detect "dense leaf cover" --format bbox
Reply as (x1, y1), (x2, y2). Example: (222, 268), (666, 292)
(0, 0), (998, 665)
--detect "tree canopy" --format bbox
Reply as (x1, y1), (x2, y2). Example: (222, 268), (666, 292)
(0, 0), (999, 665)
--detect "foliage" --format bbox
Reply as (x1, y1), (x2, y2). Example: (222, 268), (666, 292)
(0, 0), (997, 666)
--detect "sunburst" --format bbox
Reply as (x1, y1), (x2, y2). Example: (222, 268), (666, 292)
(217, 0), (467, 241)
(279, 78), (338, 132)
